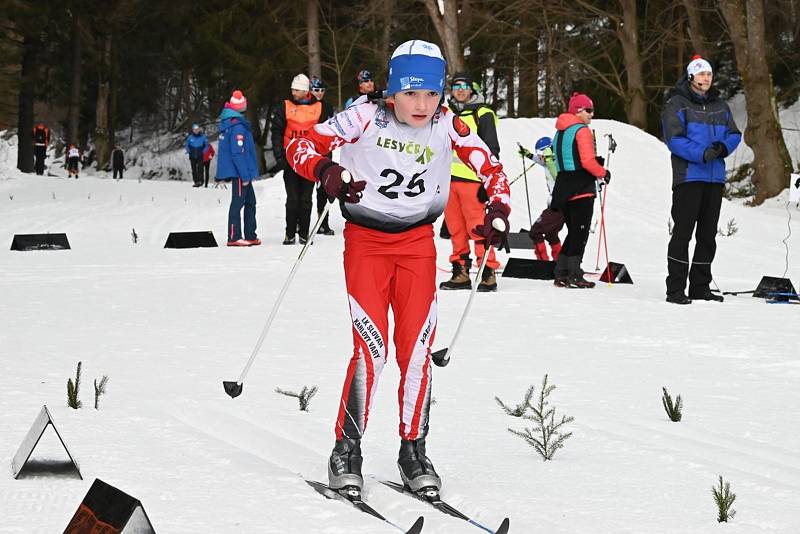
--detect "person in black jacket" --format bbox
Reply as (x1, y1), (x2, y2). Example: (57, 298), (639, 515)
(32, 123), (49, 175)
(661, 56), (741, 304)
(310, 76), (336, 235)
(111, 144), (125, 180)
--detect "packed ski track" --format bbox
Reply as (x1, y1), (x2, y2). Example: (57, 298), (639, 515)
(2, 118), (800, 533)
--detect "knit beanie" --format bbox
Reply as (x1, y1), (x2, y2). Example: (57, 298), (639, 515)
(686, 55), (713, 78)
(291, 74), (310, 92)
(387, 40), (446, 96)
(568, 92), (594, 114)
(228, 90), (247, 112)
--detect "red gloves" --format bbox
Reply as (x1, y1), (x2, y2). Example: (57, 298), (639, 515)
(315, 159), (366, 203)
(473, 200), (511, 252)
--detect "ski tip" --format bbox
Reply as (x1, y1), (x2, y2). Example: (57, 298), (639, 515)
(495, 517), (510, 534)
(223, 380), (243, 398)
(406, 516), (424, 534)
(431, 348), (450, 367)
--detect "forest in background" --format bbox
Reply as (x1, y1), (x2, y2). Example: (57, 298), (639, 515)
(2, 0), (799, 203)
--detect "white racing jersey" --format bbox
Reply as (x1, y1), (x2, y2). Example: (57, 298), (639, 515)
(287, 98), (510, 233)
(68, 147), (81, 159)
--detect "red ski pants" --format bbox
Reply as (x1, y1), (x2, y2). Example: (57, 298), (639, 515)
(335, 222), (437, 441)
(444, 181), (499, 269)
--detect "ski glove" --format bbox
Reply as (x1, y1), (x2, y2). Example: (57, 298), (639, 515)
(703, 143), (726, 162)
(595, 155), (605, 167)
(473, 200), (511, 253)
(599, 169), (611, 185)
(315, 159), (366, 203)
(517, 144), (534, 160)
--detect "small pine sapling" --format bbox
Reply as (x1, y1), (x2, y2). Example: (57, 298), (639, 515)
(505, 375), (574, 461)
(276, 385), (319, 412)
(94, 375), (109, 409)
(712, 476), (737, 522)
(66, 361), (82, 409)
(662, 386), (683, 422)
(495, 385), (535, 417)
(718, 217), (738, 237)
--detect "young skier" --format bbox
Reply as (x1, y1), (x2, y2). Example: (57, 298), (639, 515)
(286, 40), (510, 494)
(66, 144), (82, 178)
(519, 136), (565, 261)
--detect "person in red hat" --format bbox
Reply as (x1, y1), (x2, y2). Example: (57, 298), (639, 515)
(550, 92), (610, 288)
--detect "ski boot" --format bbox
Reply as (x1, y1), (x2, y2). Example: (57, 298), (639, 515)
(477, 266), (497, 292)
(328, 438), (363, 491)
(567, 256), (595, 288)
(398, 437), (441, 493)
(439, 260), (471, 290)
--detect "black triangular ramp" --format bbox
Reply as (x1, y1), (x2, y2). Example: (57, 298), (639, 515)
(64, 478), (156, 533)
(501, 258), (555, 280)
(507, 230), (534, 250)
(12, 405), (82, 479)
(598, 262), (633, 284)
(752, 276), (798, 301)
(11, 233), (71, 251)
(164, 231), (218, 248)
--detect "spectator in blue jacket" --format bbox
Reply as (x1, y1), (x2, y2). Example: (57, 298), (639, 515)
(661, 55), (741, 304)
(216, 90), (261, 246)
(185, 124), (209, 187)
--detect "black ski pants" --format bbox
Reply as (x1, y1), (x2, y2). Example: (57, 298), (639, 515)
(561, 196), (594, 259)
(666, 181), (723, 296)
(189, 157), (204, 185)
(284, 166), (314, 239)
(113, 166), (124, 180)
(34, 146), (46, 175)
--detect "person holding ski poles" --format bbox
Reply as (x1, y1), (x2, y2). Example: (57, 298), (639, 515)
(550, 92), (610, 288)
(441, 71), (502, 292)
(519, 136), (565, 261)
(285, 40), (510, 495)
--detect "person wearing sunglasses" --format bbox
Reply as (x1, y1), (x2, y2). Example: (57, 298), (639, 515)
(310, 76), (337, 235)
(440, 72), (503, 292)
(344, 69), (377, 109)
(550, 92), (610, 288)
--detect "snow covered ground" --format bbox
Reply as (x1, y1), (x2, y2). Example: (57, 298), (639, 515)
(2, 118), (800, 534)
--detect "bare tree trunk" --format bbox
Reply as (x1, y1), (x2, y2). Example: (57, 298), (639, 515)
(676, 18), (685, 79)
(245, 97), (265, 173)
(681, 0), (708, 57)
(94, 30), (112, 170)
(67, 13), (83, 145)
(16, 34), (36, 173)
(307, 0), (321, 78)
(617, 0), (646, 129)
(379, 0), (394, 73)
(424, 0), (465, 74)
(719, 0), (793, 204)
(517, 24), (539, 117)
(505, 62), (516, 117)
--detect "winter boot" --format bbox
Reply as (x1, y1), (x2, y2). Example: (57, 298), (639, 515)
(398, 437), (441, 493)
(477, 266), (497, 292)
(666, 292), (692, 305)
(439, 260), (472, 290)
(299, 234), (308, 245)
(550, 241), (562, 261)
(282, 234), (296, 245)
(688, 288), (724, 302)
(533, 241), (549, 261)
(328, 438), (364, 490)
(567, 256), (595, 288)
(553, 254), (569, 287)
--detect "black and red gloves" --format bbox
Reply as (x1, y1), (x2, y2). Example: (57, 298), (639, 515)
(473, 200), (511, 253)
(315, 159), (366, 203)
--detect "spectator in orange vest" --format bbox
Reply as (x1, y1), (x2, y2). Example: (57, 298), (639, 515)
(271, 73), (329, 245)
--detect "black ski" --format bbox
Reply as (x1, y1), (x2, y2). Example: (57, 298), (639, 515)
(381, 480), (509, 534)
(306, 480), (424, 534)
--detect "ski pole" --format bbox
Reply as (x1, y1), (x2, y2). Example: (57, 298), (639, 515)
(509, 162), (537, 185)
(600, 182), (611, 286)
(432, 223), (502, 368)
(521, 156), (533, 229)
(223, 173), (351, 398)
(594, 184), (606, 271)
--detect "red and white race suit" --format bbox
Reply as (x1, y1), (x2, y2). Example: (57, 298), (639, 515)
(287, 98), (510, 440)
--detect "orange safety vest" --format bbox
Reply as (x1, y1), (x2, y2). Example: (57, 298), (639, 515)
(282, 100), (322, 149)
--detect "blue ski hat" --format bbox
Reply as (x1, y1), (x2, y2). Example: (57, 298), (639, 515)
(387, 40), (447, 96)
(535, 136), (553, 152)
